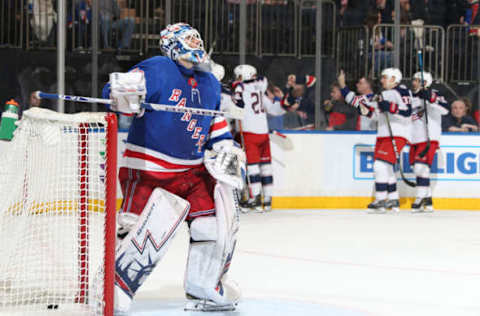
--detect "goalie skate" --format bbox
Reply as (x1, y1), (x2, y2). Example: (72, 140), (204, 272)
(184, 295), (237, 312)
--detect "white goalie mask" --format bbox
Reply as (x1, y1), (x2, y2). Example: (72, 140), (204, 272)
(413, 71), (433, 88)
(234, 64), (257, 81)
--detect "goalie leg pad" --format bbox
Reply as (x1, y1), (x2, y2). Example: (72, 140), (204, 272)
(114, 187), (190, 312)
(184, 182), (240, 306)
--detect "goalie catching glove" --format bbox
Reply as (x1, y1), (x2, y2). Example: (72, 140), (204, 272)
(109, 72), (147, 114)
(204, 140), (246, 190)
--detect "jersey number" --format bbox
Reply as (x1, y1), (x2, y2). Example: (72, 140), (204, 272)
(251, 92), (264, 114)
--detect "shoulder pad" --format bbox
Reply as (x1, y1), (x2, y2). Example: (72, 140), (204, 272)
(221, 84), (232, 95)
(394, 85), (411, 97)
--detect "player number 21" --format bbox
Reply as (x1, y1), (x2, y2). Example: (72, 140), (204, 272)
(251, 92), (264, 114)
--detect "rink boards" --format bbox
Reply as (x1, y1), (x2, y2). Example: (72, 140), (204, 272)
(269, 131), (480, 210)
(115, 131), (480, 210)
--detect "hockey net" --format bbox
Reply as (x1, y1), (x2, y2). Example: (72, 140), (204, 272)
(0, 108), (117, 316)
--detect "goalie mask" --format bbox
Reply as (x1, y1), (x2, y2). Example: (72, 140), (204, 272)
(234, 64), (257, 81)
(160, 23), (207, 65)
(413, 71), (433, 88)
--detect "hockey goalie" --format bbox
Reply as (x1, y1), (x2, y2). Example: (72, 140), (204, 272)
(101, 23), (246, 314)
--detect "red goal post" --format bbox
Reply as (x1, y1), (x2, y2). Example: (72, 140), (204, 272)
(0, 108), (117, 316)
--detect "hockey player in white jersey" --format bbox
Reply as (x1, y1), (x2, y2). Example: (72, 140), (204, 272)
(233, 64), (285, 212)
(211, 61), (243, 132)
(409, 71), (449, 212)
(337, 70), (377, 130)
(368, 68), (413, 213)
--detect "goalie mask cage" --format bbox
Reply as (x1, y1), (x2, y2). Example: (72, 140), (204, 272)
(0, 108), (117, 316)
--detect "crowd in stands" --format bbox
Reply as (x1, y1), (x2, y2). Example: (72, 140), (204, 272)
(265, 73), (479, 132)
(0, 0), (479, 134)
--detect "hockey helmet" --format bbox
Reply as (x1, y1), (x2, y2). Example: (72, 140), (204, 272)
(381, 68), (403, 85)
(234, 64), (257, 81)
(211, 62), (225, 82)
(159, 23), (207, 65)
(413, 71), (433, 88)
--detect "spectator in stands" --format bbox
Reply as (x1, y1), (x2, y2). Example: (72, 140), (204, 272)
(374, 0), (394, 24)
(99, 0), (135, 51)
(466, 0), (480, 37)
(428, 0), (469, 29)
(323, 82), (358, 130)
(339, 0), (371, 27)
(442, 99), (479, 132)
(365, 10), (393, 73)
(281, 74), (318, 130)
(410, 0), (428, 25)
(28, 0), (57, 45)
(71, 0), (92, 49)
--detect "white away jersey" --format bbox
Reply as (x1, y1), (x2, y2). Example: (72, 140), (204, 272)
(411, 90), (449, 143)
(377, 85), (413, 140)
(234, 77), (285, 134)
(341, 87), (377, 130)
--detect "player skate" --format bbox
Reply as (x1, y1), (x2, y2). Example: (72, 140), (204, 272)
(262, 196), (272, 212)
(386, 199), (400, 213)
(238, 194), (261, 213)
(411, 197), (434, 213)
(367, 199), (387, 214)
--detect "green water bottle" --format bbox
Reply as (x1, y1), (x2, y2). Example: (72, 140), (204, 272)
(0, 99), (19, 141)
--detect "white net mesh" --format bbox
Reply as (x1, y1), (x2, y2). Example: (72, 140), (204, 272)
(0, 108), (115, 315)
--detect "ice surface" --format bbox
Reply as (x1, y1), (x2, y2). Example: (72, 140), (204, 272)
(131, 209), (480, 316)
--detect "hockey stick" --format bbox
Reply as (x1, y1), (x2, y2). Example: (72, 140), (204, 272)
(381, 93), (416, 187)
(417, 40), (431, 158)
(270, 130), (294, 150)
(36, 91), (243, 120)
(237, 121), (253, 203)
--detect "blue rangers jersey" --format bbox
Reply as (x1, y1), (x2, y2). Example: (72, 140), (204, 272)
(103, 56), (232, 172)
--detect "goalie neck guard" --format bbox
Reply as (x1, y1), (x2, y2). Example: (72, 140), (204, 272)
(160, 23), (207, 65)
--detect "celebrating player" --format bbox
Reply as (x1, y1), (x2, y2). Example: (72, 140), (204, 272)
(102, 23), (245, 314)
(368, 68), (413, 213)
(337, 70), (378, 130)
(409, 71), (449, 212)
(233, 64), (285, 212)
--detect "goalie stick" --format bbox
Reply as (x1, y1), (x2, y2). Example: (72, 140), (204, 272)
(36, 91), (243, 120)
(380, 93), (416, 188)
